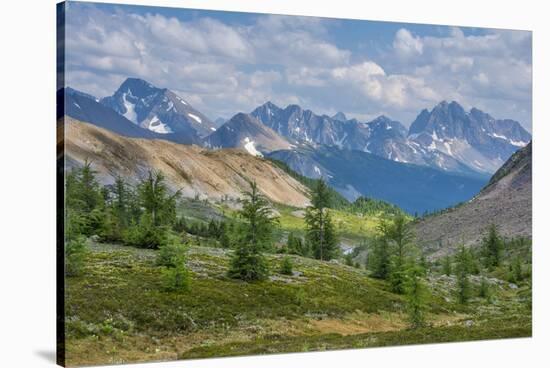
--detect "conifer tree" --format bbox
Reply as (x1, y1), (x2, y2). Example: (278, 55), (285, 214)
(159, 238), (190, 291)
(405, 264), (428, 329)
(442, 255), (452, 276)
(479, 275), (491, 300)
(112, 176), (130, 227)
(483, 224), (503, 268)
(286, 232), (309, 256)
(279, 256), (293, 275)
(305, 179), (339, 261)
(228, 181), (276, 281)
(512, 257), (523, 283)
(370, 237), (391, 280)
(377, 214), (415, 293)
(65, 161), (106, 235)
(455, 245), (471, 304)
(138, 171), (179, 227)
(79, 160), (103, 213)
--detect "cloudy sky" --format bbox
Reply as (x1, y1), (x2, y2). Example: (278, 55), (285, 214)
(64, 1), (532, 130)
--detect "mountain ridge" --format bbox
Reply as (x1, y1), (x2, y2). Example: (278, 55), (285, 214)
(204, 112), (293, 156)
(100, 77), (217, 139)
(251, 100), (530, 175)
(63, 117), (311, 207)
(413, 141), (532, 258)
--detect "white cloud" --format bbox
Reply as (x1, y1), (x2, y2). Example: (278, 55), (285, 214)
(64, 3), (531, 129)
(393, 28), (424, 58)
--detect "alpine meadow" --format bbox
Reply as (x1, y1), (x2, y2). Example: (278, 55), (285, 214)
(57, 2), (532, 366)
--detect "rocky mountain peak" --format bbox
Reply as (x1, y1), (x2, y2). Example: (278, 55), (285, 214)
(332, 112), (347, 121)
(100, 78), (215, 138)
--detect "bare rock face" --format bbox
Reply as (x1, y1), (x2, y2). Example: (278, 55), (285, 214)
(63, 118), (311, 208)
(413, 142), (532, 259)
(204, 113), (292, 155)
(251, 100), (531, 175)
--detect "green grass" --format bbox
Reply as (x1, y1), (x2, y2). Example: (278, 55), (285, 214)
(181, 324), (531, 359)
(65, 242), (531, 366)
(275, 204), (382, 243)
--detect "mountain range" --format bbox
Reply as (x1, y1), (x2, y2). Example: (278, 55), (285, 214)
(250, 100), (530, 175)
(61, 77), (531, 213)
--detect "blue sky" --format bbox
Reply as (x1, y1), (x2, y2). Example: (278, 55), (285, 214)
(64, 1), (532, 129)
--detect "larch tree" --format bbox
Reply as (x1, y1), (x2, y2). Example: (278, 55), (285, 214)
(228, 181), (277, 281)
(305, 179), (339, 261)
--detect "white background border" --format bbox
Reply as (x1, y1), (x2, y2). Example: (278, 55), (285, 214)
(0, 0), (547, 367)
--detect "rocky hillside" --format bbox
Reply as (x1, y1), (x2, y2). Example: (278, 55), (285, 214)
(413, 142), (532, 258)
(63, 118), (310, 207)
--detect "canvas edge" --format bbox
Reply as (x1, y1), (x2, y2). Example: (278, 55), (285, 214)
(56, 2), (67, 367)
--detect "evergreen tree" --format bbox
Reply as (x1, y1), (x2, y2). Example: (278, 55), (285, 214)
(138, 171), (180, 227)
(157, 236), (188, 267)
(112, 176), (130, 227)
(511, 257), (523, 283)
(159, 238), (190, 292)
(389, 258), (408, 294)
(483, 224), (503, 268)
(405, 264), (428, 329)
(65, 235), (87, 277)
(124, 213), (168, 249)
(419, 254), (429, 275)
(228, 181), (276, 281)
(208, 219), (219, 238)
(455, 245), (471, 304)
(65, 161), (105, 236)
(287, 232), (309, 257)
(377, 214), (415, 293)
(442, 255), (452, 276)
(305, 179), (339, 261)
(467, 248), (481, 275)
(370, 237), (391, 280)
(219, 230), (231, 248)
(79, 160), (103, 213)
(479, 276), (491, 301)
(279, 256), (293, 275)
(173, 216), (187, 233)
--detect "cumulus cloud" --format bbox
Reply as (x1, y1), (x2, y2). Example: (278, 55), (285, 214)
(393, 28), (424, 58)
(64, 3), (531, 128)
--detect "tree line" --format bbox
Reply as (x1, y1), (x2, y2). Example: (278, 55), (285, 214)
(64, 162), (341, 284)
(65, 161), (529, 329)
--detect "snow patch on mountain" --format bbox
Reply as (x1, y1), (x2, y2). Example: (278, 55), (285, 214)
(147, 116), (173, 134)
(122, 92), (137, 124)
(243, 137), (263, 157)
(510, 139), (528, 146)
(188, 113), (202, 124)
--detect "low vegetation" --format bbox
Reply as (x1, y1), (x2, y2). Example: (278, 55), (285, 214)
(63, 163), (532, 366)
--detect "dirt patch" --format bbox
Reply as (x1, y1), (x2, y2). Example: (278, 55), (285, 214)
(308, 311), (406, 335)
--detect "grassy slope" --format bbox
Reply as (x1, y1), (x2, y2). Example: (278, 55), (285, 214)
(65, 242), (531, 366)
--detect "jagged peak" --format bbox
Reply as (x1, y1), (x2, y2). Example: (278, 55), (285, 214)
(332, 111), (347, 121)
